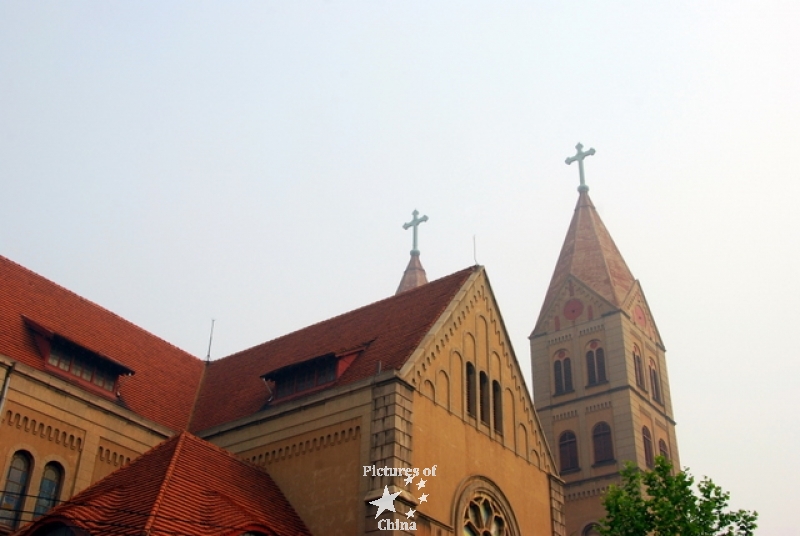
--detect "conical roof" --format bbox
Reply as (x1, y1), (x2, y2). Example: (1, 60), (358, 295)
(395, 251), (428, 294)
(534, 190), (635, 333)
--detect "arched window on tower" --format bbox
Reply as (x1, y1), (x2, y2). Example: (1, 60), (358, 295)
(33, 462), (63, 518)
(0, 450), (32, 529)
(558, 431), (579, 472)
(492, 380), (503, 435)
(642, 426), (654, 468)
(592, 422), (614, 464)
(466, 363), (477, 417)
(633, 346), (645, 390)
(649, 359), (663, 404)
(582, 523), (601, 536)
(658, 439), (669, 460)
(479, 372), (490, 425)
(553, 350), (573, 395)
(586, 341), (606, 386)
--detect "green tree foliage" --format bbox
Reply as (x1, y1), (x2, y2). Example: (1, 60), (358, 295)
(599, 457), (757, 536)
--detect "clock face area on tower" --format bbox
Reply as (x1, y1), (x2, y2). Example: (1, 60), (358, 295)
(563, 299), (584, 321)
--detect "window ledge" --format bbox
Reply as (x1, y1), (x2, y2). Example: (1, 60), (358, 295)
(585, 380), (609, 389)
(592, 459), (617, 468)
(553, 389), (575, 397)
(560, 467), (581, 475)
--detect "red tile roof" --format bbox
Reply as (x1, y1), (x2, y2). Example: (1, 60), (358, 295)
(13, 432), (312, 536)
(190, 266), (477, 432)
(534, 191), (635, 333)
(0, 255), (204, 431)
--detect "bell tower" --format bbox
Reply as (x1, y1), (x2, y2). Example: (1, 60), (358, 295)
(530, 145), (679, 536)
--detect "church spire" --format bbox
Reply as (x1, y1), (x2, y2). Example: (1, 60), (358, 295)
(396, 210), (429, 295)
(533, 150), (635, 333)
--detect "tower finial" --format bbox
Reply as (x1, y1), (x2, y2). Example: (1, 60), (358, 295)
(402, 209), (429, 255)
(565, 142), (596, 192)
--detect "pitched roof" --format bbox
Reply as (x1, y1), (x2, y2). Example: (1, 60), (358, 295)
(190, 266), (477, 432)
(395, 252), (428, 294)
(534, 191), (635, 333)
(14, 432), (311, 536)
(0, 255), (204, 431)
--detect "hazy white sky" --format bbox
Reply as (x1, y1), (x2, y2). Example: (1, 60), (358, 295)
(2, 2), (798, 533)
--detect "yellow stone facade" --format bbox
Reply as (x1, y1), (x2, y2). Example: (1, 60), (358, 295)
(0, 356), (171, 532)
(203, 268), (564, 536)
(531, 270), (679, 535)
(0, 263), (570, 536)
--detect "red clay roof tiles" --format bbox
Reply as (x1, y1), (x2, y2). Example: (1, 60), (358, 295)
(0, 255), (204, 431)
(1, 253), (476, 435)
(534, 191), (635, 333)
(190, 266), (476, 432)
(13, 432), (312, 536)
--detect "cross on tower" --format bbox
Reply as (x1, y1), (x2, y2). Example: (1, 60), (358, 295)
(565, 142), (596, 192)
(403, 209), (429, 255)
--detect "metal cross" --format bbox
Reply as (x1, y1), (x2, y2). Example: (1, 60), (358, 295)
(565, 142), (596, 192)
(403, 209), (429, 254)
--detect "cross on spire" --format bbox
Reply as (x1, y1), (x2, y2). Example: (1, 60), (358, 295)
(565, 142), (596, 192)
(403, 209), (429, 255)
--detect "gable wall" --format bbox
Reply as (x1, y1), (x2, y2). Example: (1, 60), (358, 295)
(404, 271), (562, 535)
(0, 357), (172, 532)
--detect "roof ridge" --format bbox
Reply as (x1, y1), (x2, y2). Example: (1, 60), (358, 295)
(211, 266), (478, 365)
(143, 432), (188, 533)
(0, 254), (201, 362)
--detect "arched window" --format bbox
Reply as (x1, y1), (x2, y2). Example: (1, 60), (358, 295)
(558, 431), (579, 472)
(658, 439), (669, 460)
(34, 462), (63, 518)
(649, 359), (662, 403)
(586, 341), (606, 386)
(582, 523), (601, 536)
(633, 346), (645, 389)
(642, 427), (654, 468)
(0, 451), (32, 529)
(456, 481), (519, 536)
(563, 358), (573, 391)
(466, 363), (477, 417)
(592, 422), (614, 464)
(554, 360), (563, 394)
(463, 493), (513, 536)
(553, 350), (573, 394)
(479, 372), (490, 425)
(492, 380), (503, 435)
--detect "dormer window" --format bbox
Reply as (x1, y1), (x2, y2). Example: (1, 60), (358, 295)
(48, 341), (117, 392)
(273, 357), (336, 399)
(261, 343), (369, 403)
(23, 316), (134, 398)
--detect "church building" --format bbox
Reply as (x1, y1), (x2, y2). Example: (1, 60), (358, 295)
(0, 217), (565, 534)
(1, 146), (678, 536)
(530, 145), (679, 535)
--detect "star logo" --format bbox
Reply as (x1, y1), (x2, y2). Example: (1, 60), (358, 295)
(416, 478), (426, 490)
(419, 493), (428, 503)
(404, 474), (414, 486)
(406, 508), (416, 518)
(369, 485), (401, 518)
